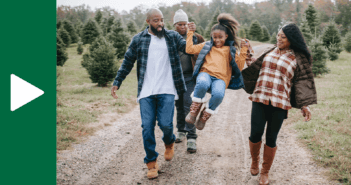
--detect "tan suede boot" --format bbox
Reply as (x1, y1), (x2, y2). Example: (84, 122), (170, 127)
(146, 160), (159, 179)
(164, 143), (174, 161)
(259, 144), (277, 185)
(249, 140), (262, 176)
(185, 102), (203, 124)
(195, 109), (212, 130)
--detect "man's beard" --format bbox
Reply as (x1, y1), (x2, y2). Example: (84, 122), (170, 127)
(150, 25), (165, 38)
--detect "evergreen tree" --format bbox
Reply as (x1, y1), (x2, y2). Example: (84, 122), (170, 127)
(107, 18), (130, 59)
(242, 24), (251, 40)
(127, 20), (138, 35)
(77, 39), (83, 55)
(57, 34), (68, 66)
(239, 28), (246, 39)
(305, 5), (318, 36)
(105, 16), (115, 35)
(188, 16), (197, 25)
(249, 20), (262, 41)
(260, 25), (270, 42)
(328, 43), (340, 61)
(270, 32), (277, 44)
(57, 20), (62, 29)
(75, 21), (84, 38)
(309, 37), (329, 76)
(344, 31), (351, 53)
(81, 53), (91, 69)
(321, 21), (342, 52)
(63, 19), (78, 43)
(95, 10), (103, 24)
(140, 21), (149, 32)
(101, 17), (108, 33)
(166, 21), (173, 30)
(300, 15), (313, 44)
(89, 35), (106, 53)
(204, 7), (221, 40)
(196, 25), (205, 36)
(82, 18), (101, 45)
(87, 36), (119, 86)
(58, 28), (71, 47)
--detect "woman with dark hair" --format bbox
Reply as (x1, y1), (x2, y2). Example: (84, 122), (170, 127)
(242, 23), (317, 185)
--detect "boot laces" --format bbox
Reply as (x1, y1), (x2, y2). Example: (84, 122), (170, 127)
(202, 111), (211, 121)
(190, 102), (201, 113)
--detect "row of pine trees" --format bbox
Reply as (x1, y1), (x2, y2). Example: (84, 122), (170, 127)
(57, 5), (351, 86)
(57, 10), (136, 86)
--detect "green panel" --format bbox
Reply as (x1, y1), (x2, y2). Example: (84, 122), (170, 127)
(0, 1), (56, 184)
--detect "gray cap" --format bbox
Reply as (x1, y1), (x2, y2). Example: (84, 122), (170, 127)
(173, 9), (188, 25)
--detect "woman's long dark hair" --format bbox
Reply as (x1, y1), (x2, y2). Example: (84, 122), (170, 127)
(281, 23), (312, 63)
(211, 13), (240, 48)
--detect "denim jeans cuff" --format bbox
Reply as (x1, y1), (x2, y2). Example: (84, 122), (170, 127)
(205, 101), (219, 115)
(191, 92), (207, 103)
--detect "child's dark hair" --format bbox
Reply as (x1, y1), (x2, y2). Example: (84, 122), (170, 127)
(211, 13), (240, 47)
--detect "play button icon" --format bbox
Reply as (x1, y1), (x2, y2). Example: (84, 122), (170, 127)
(11, 74), (44, 111)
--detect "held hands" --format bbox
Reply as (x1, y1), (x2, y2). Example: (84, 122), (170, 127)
(240, 39), (250, 48)
(301, 106), (312, 122)
(111, 86), (119, 99)
(187, 22), (196, 32)
(242, 39), (256, 66)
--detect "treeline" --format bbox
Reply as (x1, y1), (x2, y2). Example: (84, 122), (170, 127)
(56, 9), (134, 86)
(56, 0), (351, 81)
(57, 0), (351, 37)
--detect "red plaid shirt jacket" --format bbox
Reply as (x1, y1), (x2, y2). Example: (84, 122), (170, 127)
(248, 47), (297, 110)
(242, 46), (317, 110)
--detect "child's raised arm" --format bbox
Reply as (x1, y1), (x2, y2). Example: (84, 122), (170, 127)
(185, 24), (205, 55)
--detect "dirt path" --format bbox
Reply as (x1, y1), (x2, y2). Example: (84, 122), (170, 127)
(57, 45), (336, 185)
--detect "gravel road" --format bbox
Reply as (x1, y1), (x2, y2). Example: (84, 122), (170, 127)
(57, 45), (337, 185)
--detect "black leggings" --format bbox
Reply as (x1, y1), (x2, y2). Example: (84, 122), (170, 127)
(249, 102), (287, 148)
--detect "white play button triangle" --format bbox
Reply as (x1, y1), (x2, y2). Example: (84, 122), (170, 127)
(11, 74), (44, 111)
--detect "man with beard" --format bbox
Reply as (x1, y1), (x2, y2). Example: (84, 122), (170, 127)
(173, 9), (205, 153)
(111, 8), (197, 179)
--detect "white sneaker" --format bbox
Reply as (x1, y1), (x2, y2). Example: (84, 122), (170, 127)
(187, 139), (197, 153)
(175, 132), (186, 143)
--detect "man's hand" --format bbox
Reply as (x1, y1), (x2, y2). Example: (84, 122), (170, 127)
(187, 22), (196, 32)
(301, 106), (312, 122)
(111, 86), (119, 99)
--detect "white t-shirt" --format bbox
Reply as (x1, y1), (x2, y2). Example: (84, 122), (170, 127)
(137, 32), (179, 102)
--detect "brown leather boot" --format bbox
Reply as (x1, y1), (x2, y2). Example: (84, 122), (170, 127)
(164, 143), (174, 161)
(146, 160), (159, 179)
(185, 102), (203, 124)
(195, 109), (212, 130)
(259, 144), (277, 185)
(249, 140), (262, 176)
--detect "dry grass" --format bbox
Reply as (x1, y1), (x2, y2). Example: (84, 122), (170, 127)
(57, 43), (138, 151)
(285, 51), (351, 184)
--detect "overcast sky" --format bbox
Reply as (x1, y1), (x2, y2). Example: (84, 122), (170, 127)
(57, 0), (262, 12)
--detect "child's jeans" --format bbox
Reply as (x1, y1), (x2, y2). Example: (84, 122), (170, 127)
(193, 72), (226, 113)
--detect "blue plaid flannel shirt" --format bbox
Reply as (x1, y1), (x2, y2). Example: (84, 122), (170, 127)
(113, 27), (198, 97)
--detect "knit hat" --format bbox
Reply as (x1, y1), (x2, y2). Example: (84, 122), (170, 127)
(173, 9), (188, 25)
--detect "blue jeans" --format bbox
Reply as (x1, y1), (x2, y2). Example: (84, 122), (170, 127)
(139, 94), (176, 163)
(193, 72), (226, 111)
